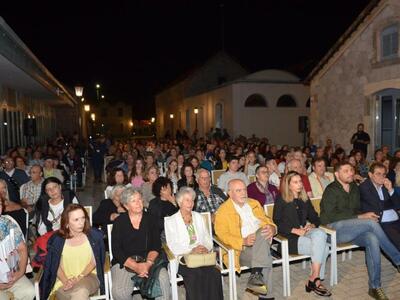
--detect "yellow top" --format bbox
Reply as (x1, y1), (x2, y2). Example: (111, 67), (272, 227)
(51, 239), (96, 295)
(222, 161), (228, 170)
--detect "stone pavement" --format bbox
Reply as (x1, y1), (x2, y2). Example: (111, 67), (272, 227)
(77, 172), (400, 300)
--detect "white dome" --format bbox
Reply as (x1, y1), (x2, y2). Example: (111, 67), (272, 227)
(243, 69), (300, 82)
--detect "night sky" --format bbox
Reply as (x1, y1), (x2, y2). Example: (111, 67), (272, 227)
(1, 0), (371, 118)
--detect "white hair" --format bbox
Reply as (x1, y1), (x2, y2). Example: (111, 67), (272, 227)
(175, 187), (196, 207)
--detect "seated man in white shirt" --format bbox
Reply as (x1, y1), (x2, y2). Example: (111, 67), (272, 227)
(308, 158), (334, 198)
(360, 162), (400, 251)
(215, 179), (276, 298)
(217, 156), (249, 193)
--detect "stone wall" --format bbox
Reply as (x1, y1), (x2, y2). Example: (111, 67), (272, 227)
(310, 0), (400, 154)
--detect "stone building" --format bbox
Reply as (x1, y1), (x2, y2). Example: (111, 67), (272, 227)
(308, 0), (400, 155)
(0, 17), (78, 153)
(156, 52), (309, 145)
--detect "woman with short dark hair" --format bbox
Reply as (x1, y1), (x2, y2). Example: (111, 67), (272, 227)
(148, 177), (178, 237)
(36, 177), (79, 236)
(40, 204), (105, 300)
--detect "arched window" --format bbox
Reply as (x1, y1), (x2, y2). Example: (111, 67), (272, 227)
(277, 94), (297, 107)
(244, 94), (267, 107)
(306, 97), (311, 107)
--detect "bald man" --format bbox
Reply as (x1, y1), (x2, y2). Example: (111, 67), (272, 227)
(215, 179), (276, 298)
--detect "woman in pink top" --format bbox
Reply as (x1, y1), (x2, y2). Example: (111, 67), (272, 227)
(129, 157), (145, 188)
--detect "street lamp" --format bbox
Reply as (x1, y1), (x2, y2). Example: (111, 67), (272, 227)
(169, 114), (174, 119)
(129, 121), (133, 127)
(84, 105), (90, 112)
(101, 95), (105, 99)
(194, 108), (198, 130)
(151, 117), (155, 123)
(74, 85), (84, 97)
(81, 97), (85, 102)
(91, 113), (96, 121)
(96, 83), (100, 101)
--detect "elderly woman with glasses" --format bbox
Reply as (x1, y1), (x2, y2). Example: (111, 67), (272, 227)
(165, 187), (223, 300)
(111, 187), (170, 300)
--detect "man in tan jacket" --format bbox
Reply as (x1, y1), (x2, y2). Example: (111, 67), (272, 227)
(215, 179), (276, 298)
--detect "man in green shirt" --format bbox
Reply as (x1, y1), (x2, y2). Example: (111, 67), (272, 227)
(320, 161), (400, 300)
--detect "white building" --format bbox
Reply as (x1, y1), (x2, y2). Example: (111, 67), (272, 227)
(156, 52), (309, 145)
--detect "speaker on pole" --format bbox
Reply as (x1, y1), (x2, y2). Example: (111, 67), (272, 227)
(23, 118), (37, 136)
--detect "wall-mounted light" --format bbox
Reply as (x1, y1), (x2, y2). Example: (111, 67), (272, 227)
(194, 108), (199, 114)
(74, 85), (84, 97)
(170, 114), (174, 119)
(151, 117), (155, 123)
(84, 105), (90, 112)
(91, 113), (96, 121)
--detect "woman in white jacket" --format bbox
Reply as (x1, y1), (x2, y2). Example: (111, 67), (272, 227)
(164, 187), (223, 300)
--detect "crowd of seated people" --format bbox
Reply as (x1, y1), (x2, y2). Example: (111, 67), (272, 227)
(4, 131), (400, 299)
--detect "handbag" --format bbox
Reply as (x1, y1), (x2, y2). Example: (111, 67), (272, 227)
(180, 251), (216, 268)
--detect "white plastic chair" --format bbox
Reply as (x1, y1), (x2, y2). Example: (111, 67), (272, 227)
(164, 212), (236, 300)
(265, 203), (337, 296)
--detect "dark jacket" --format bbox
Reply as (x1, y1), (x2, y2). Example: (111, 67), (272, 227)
(359, 178), (400, 221)
(273, 195), (320, 254)
(40, 228), (105, 300)
(0, 169), (30, 202)
(93, 198), (120, 228)
(320, 180), (360, 225)
(177, 177), (198, 191)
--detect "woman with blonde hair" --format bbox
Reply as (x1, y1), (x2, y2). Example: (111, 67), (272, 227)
(273, 171), (331, 297)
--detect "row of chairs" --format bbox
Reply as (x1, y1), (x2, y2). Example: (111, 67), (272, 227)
(34, 199), (360, 299)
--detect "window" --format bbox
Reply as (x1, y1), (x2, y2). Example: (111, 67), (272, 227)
(381, 24), (399, 59)
(277, 95), (297, 107)
(244, 94), (267, 107)
(117, 108), (123, 117)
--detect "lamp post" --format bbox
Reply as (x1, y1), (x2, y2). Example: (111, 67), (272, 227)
(194, 108), (199, 130)
(169, 113), (174, 137)
(74, 85), (84, 138)
(96, 84), (100, 101)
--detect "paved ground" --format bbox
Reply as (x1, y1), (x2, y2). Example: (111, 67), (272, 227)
(77, 169), (400, 300)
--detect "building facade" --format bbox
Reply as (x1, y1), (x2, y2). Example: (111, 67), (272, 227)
(156, 53), (309, 145)
(90, 101), (133, 137)
(308, 0), (400, 155)
(0, 17), (78, 153)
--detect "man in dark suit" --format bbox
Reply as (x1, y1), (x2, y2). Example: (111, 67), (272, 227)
(360, 162), (400, 251)
(0, 157), (30, 202)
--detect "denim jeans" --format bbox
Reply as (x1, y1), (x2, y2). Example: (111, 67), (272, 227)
(329, 218), (400, 288)
(298, 228), (330, 279)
